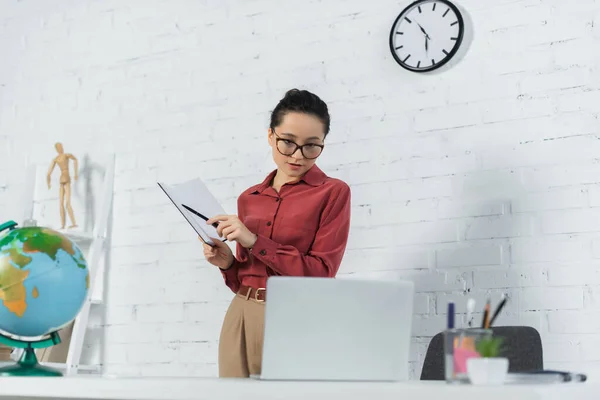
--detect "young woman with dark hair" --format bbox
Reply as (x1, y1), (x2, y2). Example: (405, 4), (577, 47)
(202, 89), (352, 378)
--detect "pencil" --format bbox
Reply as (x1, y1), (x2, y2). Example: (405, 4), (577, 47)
(481, 299), (490, 329)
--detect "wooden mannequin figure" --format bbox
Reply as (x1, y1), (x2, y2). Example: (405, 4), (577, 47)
(47, 142), (78, 229)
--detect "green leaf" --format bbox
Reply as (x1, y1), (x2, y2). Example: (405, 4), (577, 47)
(476, 337), (504, 358)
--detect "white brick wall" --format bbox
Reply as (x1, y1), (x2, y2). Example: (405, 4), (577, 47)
(2, 0), (600, 378)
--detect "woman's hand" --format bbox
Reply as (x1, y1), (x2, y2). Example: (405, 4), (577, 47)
(207, 214), (258, 249)
(202, 238), (234, 270)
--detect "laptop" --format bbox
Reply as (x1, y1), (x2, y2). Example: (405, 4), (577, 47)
(253, 276), (415, 381)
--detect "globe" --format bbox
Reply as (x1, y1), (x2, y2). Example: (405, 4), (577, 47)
(0, 222), (89, 340)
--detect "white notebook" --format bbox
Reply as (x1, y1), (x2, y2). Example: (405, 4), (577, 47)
(157, 178), (227, 246)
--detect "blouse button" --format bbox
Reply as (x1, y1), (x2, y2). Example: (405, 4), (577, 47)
(259, 249), (267, 256)
(266, 221), (272, 226)
(275, 198), (280, 202)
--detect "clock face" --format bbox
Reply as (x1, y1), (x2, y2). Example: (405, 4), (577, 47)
(389, 0), (464, 72)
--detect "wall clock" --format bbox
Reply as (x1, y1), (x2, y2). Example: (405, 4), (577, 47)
(389, 0), (466, 73)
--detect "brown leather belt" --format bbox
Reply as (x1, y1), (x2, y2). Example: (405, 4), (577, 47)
(238, 285), (266, 302)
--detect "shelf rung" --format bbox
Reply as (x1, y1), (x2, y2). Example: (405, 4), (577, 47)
(0, 361), (101, 373)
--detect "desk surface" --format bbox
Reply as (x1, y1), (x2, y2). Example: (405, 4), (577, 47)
(0, 376), (595, 400)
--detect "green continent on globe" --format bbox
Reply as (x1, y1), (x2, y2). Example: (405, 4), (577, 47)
(0, 235), (32, 317)
(18, 227), (86, 269)
(0, 226), (87, 319)
(4, 247), (32, 268)
(0, 254), (30, 317)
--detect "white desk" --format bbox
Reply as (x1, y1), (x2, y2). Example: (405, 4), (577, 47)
(0, 376), (595, 400)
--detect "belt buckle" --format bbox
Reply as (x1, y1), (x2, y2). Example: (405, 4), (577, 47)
(255, 288), (266, 302)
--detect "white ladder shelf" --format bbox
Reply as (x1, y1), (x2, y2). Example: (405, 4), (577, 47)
(11, 154), (115, 375)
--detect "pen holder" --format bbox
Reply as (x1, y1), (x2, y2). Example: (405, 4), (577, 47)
(443, 328), (492, 383)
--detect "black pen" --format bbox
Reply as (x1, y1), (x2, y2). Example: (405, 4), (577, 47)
(489, 293), (508, 327)
(182, 204), (219, 228)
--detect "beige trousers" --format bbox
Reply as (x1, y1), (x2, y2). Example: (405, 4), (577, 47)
(218, 293), (266, 378)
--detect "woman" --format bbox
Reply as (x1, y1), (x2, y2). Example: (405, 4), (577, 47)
(202, 89), (352, 378)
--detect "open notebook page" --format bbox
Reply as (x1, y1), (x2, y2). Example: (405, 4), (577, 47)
(157, 178), (227, 246)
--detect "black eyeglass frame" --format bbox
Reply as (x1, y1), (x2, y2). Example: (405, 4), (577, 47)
(272, 130), (325, 160)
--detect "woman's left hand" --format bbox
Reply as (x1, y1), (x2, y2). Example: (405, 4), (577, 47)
(206, 214), (258, 249)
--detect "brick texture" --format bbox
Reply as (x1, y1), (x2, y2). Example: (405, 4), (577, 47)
(1, 0), (600, 379)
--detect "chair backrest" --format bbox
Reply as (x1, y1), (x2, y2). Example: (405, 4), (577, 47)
(419, 326), (543, 380)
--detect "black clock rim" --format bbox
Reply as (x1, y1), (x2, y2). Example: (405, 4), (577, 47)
(388, 0), (465, 73)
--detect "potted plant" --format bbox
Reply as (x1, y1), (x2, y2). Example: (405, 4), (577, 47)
(466, 336), (509, 385)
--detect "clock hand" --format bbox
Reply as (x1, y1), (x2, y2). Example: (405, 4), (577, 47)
(417, 23), (432, 40)
(425, 36), (428, 52)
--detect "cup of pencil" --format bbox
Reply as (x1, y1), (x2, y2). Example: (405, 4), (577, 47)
(443, 296), (508, 383)
(443, 328), (493, 383)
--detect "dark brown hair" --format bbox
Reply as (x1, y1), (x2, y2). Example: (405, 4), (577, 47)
(270, 89), (331, 137)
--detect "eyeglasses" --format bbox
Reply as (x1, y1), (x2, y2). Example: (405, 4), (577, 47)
(273, 131), (324, 160)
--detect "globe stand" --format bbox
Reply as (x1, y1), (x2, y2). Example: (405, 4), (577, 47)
(0, 331), (63, 376)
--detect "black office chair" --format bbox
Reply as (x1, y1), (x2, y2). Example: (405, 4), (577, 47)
(420, 326), (543, 380)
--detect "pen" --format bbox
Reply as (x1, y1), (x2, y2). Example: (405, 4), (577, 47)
(181, 203), (226, 242)
(489, 293), (508, 327)
(447, 302), (455, 330)
(182, 203), (219, 228)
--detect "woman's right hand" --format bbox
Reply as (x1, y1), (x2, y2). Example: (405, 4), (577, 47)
(201, 237), (234, 270)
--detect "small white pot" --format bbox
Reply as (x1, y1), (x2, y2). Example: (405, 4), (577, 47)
(466, 357), (509, 385)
